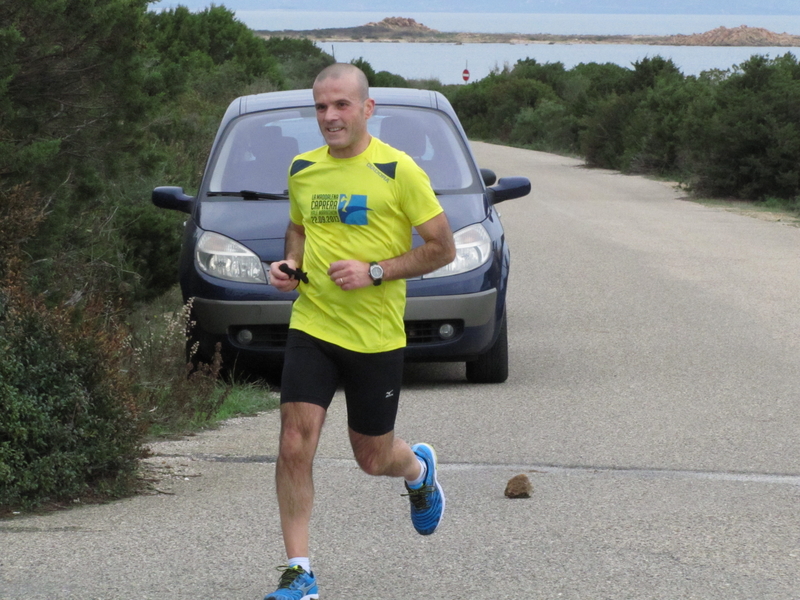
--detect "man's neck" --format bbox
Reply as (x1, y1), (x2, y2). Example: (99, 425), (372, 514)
(328, 135), (372, 159)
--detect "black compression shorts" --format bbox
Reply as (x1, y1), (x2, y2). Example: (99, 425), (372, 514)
(280, 329), (405, 436)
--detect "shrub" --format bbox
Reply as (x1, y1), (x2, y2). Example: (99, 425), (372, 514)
(263, 37), (334, 90)
(127, 295), (229, 434)
(685, 54), (800, 199)
(510, 99), (579, 152)
(448, 70), (557, 140)
(0, 185), (143, 511)
(0, 283), (143, 510)
(580, 93), (639, 170)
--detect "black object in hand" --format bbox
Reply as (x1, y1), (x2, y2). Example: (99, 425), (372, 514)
(278, 263), (309, 284)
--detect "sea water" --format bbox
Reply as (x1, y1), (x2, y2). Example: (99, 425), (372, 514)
(319, 42), (799, 85)
(232, 11), (800, 84)
(235, 11), (800, 36)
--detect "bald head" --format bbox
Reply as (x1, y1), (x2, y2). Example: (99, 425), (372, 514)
(312, 63), (375, 158)
(314, 63), (370, 101)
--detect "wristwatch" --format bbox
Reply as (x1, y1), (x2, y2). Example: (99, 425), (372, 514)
(368, 262), (384, 286)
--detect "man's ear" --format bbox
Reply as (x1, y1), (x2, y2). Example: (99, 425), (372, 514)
(364, 98), (376, 119)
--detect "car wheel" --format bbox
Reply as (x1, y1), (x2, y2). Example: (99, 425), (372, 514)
(466, 309), (509, 384)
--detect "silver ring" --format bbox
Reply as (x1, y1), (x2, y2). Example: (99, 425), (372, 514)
(338, 278), (343, 285)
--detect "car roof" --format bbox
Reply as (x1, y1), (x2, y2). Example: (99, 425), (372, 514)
(222, 87), (457, 125)
(238, 87), (440, 111)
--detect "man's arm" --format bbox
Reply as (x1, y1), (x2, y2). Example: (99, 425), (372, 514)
(269, 220), (306, 292)
(328, 212), (456, 290)
(382, 212), (456, 281)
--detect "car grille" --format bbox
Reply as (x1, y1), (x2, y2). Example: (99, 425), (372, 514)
(405, 320), (462, 344)
(231, 324), (290, 348)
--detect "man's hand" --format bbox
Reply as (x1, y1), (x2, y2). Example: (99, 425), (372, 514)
(270, 260), (301, 292)
(328, 260), (371, 291)
(279, 263), (309, 284)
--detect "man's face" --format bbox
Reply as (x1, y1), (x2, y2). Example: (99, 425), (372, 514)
(313, 73), (375, 159)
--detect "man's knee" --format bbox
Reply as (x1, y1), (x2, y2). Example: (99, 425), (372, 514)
(350, 430), (394, 476)
(279, 402), (325, 460)
(354, 450), (386, 476)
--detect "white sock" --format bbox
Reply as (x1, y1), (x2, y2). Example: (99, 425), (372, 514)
(405, 457), (427, 488)
(288, 557), (311, 574)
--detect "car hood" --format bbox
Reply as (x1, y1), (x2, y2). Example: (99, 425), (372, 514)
(195, 194), (488, 260)
(197, 200), (292, 242)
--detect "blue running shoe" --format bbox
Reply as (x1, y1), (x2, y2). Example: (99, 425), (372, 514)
(263, 566), (318, 600)
(404, 442), (445, 535)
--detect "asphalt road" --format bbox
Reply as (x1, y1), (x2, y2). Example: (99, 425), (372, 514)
(3, 142), (799, 599)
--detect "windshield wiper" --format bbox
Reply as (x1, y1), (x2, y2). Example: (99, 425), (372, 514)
(207, 190), (288, 200)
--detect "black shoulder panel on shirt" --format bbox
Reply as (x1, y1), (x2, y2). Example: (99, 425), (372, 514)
(374, 162), (398, 180)
(290, 159), (315, 176)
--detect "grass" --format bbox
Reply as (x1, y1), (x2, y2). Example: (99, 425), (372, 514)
(128, 286), (280, 439)
(144, 382), (279, 438)
(213, 383), (279, 421)
(689, 196), (800, 226)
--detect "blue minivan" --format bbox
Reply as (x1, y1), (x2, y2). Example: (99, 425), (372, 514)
(153, 88), (530, 383)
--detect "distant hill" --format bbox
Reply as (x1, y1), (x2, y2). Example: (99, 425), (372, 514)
(256, 18), (800, 46)
(668, 25), (800, 46)
(160, 0), (800, 15)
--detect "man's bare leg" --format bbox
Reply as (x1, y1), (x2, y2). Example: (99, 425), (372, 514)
(349, 428), (445, 536)
(276, 402), (326, 559)
(348, 429), (422, 479)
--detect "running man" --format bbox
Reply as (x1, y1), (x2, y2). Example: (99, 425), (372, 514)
(265, 63), (455, 600)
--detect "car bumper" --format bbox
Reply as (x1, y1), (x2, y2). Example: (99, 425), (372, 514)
(191, 288), (499, 361)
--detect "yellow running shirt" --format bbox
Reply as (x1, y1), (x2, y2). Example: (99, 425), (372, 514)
(287, 136), (444, 353)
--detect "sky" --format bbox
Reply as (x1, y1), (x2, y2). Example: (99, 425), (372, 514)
(148, 1), (800, 15)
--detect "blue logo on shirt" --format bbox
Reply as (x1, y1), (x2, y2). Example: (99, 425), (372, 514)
(338, 194), (370, 225)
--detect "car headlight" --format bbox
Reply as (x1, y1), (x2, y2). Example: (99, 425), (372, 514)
(195, 231), (267, 284)
(423, 223), (492, 279)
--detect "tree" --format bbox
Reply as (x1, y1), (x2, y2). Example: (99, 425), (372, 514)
(685, 54), (800, 199)
(145, 5), (280, 81)
(0, 0), (152, 193)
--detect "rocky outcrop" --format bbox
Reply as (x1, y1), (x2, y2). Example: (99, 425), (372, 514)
(256, 20), (800, 47)
(363, 17), (438, 33)
(666, 25), (800, 47)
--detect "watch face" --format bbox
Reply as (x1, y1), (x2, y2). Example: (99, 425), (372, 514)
(370, 263), (383, 280)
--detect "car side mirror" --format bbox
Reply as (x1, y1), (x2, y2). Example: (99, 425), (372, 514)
(480, 168), (497, 187)
(488, 177), (531, 205)
(152, 186), (194, 214)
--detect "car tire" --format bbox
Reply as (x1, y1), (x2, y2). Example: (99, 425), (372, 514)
(466, 309), (509, 384)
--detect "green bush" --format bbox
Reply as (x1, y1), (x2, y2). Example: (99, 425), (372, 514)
(580, 93), (639, 170)
(0, 1), (338, 512)
(0, 286), (142, 510)
(511, 99), (579, 152)
(619, 79), (686, 174)
(263, 37), (334, 90)
(684, 54), (800, 199)
(127, 296), (228, 433)
(449, 71), (557, 140)
(444, 52), (800, 205)
(1, 186), (141, 511)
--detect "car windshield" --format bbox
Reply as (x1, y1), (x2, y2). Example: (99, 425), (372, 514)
(205, 105), (479, 197)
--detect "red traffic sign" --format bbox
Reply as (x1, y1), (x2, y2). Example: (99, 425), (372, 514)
(462, 68), (470, 82)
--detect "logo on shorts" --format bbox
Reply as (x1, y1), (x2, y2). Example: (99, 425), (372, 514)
(385, 389), (395, 399)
